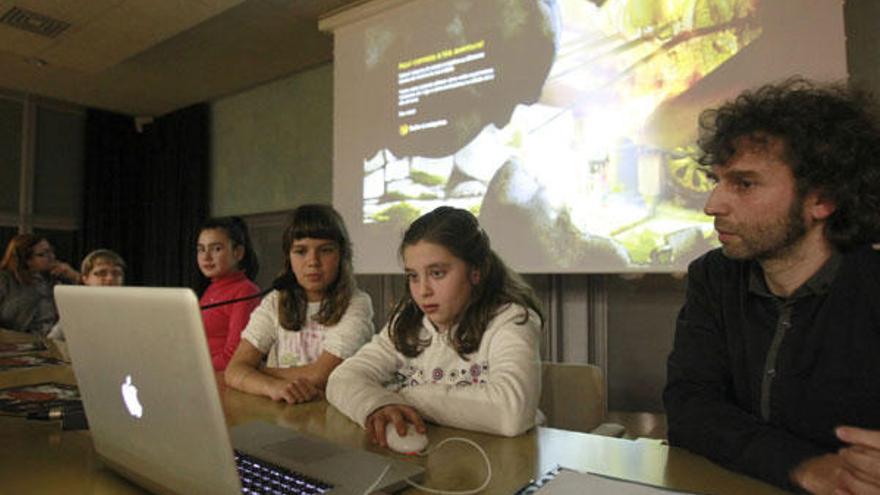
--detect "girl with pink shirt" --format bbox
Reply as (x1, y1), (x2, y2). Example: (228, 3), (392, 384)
(196, 216), (260, 372)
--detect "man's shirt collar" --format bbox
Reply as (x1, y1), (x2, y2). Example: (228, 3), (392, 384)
(747, 251), (841, 299)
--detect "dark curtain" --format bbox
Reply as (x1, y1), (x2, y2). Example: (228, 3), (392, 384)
(81, 104), (210, 287)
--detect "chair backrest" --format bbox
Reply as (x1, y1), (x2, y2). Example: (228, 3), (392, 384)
(540, 362), (606, 433)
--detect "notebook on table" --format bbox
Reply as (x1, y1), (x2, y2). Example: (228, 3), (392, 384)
(55, 285), (423, 495)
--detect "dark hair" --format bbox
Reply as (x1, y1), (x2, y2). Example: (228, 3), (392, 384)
(697, 77), (880, 250)
(389, 206), (543, 358)
(0, 234), (49, 285)
(196, 216), (259, 292)
(277, 204), (355, 331)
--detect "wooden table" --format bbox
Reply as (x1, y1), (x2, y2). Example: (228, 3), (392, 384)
(0, 330), (786, 495)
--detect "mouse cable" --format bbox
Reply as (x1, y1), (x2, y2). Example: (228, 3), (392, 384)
(362, 464), (393, 495)
(363, 437), (492, 495)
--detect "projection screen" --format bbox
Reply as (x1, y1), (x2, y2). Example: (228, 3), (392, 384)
(322, 0), (846, 273)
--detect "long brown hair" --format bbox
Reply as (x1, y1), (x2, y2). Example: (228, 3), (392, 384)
(276, 205), (355, 331)
(389, 207), (543, 358)
(0, 234), (48, 285)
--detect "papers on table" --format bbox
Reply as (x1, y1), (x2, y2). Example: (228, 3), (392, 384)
(531, 468), (701, 495)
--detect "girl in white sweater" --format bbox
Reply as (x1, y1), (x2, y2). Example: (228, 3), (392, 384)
(327, 206), (543, 447)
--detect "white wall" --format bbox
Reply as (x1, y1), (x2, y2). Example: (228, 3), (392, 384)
(211, 64), (333, 217)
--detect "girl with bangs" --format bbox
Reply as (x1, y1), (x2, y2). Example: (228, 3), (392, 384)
(327, 206), (544, 445)
(225, 204), (374, 404)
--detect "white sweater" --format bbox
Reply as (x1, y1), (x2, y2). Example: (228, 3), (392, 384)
(326, 303), (542, 437)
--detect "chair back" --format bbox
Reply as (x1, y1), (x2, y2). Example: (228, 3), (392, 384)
(540, 362), (606, 433)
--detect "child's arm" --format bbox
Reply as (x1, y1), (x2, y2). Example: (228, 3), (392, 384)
(399, 306), (541, 437)
(260, 351), (341, 389)
(326, 326), (411, 428)
(224, 340), (319, 403)
(223, 292), (319, 403)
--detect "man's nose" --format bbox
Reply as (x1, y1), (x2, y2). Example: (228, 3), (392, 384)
(703, 187), (727, 217)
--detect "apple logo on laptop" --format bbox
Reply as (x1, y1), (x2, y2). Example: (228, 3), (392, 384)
(121, 375), (143, 418)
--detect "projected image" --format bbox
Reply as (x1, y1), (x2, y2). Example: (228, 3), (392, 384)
(334, 0), (845, 272)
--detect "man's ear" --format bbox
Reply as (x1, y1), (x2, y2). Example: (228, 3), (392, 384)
(234, 245), (245, 263)
(805, 191), (836, 221)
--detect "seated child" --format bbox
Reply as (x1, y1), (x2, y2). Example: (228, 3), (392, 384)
(80, 249), (126, 287)
(47, 248), (126, 340)
(327, 206), (544, 445)
(225, 204), (375, 404)
(196, 217), (260, 372)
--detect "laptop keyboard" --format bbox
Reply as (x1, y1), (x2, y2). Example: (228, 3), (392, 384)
(235, 450), (334, 495)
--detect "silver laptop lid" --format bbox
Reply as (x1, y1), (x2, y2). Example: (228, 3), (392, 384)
(56, 286), (241, 495)
(56, 285), (425, 495)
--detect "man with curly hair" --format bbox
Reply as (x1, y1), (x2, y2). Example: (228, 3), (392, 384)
(664, 78), (880, 494)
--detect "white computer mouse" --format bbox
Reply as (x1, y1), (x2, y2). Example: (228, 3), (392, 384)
(385, 423), (428, 454)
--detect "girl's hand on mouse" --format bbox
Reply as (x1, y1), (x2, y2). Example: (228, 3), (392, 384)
(365, 404), (425, 447)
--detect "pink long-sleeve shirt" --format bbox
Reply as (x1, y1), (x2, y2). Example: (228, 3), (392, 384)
(199, 271), (260, 371)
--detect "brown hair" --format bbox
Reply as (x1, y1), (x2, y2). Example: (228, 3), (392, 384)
(389, 207), (543, 358)
(195, 216), (259, 295)
(0, 234), (48, 285)
(276, 204), (355, 331)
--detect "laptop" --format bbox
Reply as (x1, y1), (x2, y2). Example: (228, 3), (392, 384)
(55, 285), (424, 495)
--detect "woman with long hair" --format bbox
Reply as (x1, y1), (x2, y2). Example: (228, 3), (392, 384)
(0, 234), (80, 335)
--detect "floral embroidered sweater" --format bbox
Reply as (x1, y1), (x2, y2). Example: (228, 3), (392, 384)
(326, 303), (542, 437)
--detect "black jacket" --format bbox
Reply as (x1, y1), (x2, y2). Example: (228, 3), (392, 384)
(664, 245), (880, 491)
